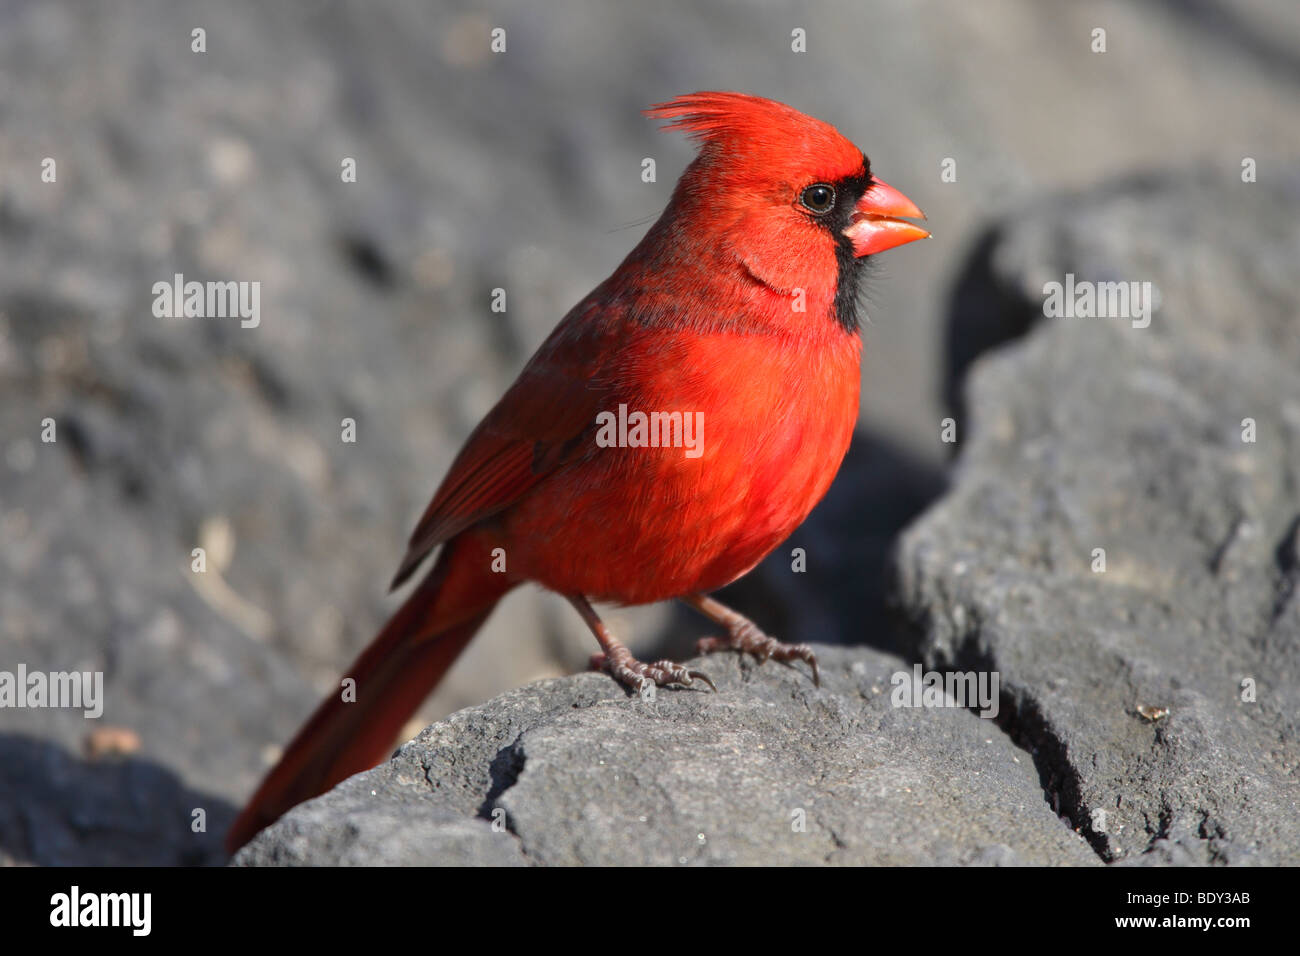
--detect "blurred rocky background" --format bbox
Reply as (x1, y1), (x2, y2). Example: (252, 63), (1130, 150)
(1, 0), (1297, 865)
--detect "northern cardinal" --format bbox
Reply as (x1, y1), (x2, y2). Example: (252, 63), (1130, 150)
(227, 92), (927, 852)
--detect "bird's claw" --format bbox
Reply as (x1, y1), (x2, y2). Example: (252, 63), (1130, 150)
(589, 652), (716, 693)
(687, 669), (717, 692)
(696, 624), (820, 687)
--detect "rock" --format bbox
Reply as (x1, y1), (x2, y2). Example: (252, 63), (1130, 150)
(0, 735), (232, 866)
(234, 648), (1098, 866)
(896, 169), (1300, 864)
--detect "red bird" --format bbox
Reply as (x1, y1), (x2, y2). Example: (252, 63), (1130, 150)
(227, 92), (928, 852)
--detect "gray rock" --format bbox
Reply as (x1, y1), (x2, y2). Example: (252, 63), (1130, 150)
(231, 796), (526, 867)
(235, 648), (1099, 866)
(896, 169), (1300, 864)
(0, 734), (229, 866)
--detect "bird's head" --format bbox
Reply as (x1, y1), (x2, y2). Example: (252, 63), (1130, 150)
(645, 91), (928, 332)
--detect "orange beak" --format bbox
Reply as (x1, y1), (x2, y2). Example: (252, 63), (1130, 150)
(843, 178), (929, 257)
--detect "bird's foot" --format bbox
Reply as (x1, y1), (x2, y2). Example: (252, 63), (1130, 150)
(588, 648), (716, 694)
(696, 619), (820, 687)
(569, 593), (715, 694)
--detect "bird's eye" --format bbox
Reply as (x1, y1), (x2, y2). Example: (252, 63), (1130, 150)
(800, 184), (836, 214)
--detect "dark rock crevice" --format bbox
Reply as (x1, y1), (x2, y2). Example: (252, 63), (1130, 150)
(475, 738), (527, 841)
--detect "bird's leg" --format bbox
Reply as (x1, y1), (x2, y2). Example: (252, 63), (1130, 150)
(683, 593), (820, 687)
(568, 595), (715, 693)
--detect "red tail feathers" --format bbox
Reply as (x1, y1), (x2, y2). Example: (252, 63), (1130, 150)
(225, 536), (512, 853)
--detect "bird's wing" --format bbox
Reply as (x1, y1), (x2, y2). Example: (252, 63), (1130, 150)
(389, 313), (617, 590)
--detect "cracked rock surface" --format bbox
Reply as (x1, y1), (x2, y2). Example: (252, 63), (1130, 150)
(233, 648), (1097, 866)
(897, 170), (1300, 865)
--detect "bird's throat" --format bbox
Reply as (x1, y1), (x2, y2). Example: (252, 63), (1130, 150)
(832, 247), (869, 333)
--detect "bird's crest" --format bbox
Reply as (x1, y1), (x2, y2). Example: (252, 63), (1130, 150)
(645, 91), (866, 183)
